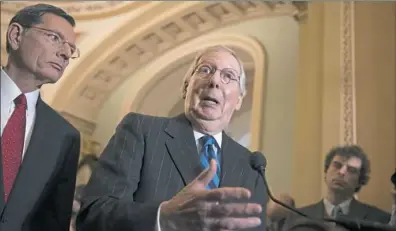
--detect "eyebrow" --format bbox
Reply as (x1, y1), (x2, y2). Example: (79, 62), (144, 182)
(197, 60), (239, 71)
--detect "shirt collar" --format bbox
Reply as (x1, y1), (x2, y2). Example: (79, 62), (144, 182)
(323, 198), (352, 216)
(1, 68), (40, 111)
(193, 130), (222, 148)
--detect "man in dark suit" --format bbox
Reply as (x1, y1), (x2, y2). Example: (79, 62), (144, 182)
(77, 45), (268, 231)
(1, 4), (81, 231)
(292, 145), (390, 226)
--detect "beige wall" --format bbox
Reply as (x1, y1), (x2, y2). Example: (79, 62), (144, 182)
(293, 2), (396, 212)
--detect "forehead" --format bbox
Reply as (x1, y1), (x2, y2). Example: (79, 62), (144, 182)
(198, 50), (240, 71)
(39, 13), (76, 43)
(332, 155), (362, 168)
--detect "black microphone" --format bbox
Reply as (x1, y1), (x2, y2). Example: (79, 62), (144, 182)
(249, 152), (396, 231)
(249, 152), (310, 219)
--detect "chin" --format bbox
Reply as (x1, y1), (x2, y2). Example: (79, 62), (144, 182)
(41, 72), (62, 83)
(194, 109), (221, 121)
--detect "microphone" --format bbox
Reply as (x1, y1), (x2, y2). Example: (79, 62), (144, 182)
(249, 152), (309, 219)
(249, 152), (395, 231)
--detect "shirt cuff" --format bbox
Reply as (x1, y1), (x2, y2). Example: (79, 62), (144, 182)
(389, 205), (396, 226)
(156, 202), (164, 231)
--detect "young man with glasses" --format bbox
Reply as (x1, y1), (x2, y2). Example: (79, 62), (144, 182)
(1, 4), (81, 231)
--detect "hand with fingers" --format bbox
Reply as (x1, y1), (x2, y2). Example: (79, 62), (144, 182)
(159, 159), (263, 231)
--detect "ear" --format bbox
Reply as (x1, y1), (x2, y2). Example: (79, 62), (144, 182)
(182, 81), (188, 99)
(7, 23), (24, 52)
(235, 95), (243, 111)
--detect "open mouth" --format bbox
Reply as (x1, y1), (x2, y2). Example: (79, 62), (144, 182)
(201, 96), (219, 105)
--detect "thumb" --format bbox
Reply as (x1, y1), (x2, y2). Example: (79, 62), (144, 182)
(191, 159), (217, 189)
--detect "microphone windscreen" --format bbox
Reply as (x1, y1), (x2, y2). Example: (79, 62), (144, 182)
(250, 152), (267, 170)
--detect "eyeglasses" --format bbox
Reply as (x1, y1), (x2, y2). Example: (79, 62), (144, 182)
(24, 26), (80, 59)
(193, 63), (240, 84)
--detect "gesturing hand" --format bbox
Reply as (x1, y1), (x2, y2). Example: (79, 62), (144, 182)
(159, 159), (262, 231)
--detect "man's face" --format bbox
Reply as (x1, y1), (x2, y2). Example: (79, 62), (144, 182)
(325, 155), (362, 195)
(184, 50), (243, 130)
(8, 13), (76, 83)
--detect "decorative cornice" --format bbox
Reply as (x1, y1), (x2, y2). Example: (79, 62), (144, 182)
(340, 2), (356, 145)
(54, 1), (301, 123)
(0, 1), (139, 20)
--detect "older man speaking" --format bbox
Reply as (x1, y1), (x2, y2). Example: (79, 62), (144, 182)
(77, 45), (268, 231)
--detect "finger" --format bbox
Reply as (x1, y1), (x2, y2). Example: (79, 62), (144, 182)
(205, 187), (251, 201)
(191, 159), (217, 188)
(207, 202), (262, 217)
(208, 217), (261, 230)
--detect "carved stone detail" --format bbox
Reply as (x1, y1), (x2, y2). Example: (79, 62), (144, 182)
(60, 111), (96, 136)
(54, 1), (306, 123)
(340, 2), (356, 145)
(0, 1), (130, 20)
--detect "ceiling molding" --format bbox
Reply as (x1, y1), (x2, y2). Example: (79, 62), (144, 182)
(124, 33), (265, 118)
(0, 1), (144, 20)
(54, 1), (300, 122)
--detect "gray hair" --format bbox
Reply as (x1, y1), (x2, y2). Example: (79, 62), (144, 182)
(6, 3), (75, 53)
(181, 45), (247, 98)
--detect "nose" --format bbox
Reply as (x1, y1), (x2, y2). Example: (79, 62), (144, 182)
(56, 43), (72, 60)
(208, 69), (222, 89)
(339, 165), (348, 175)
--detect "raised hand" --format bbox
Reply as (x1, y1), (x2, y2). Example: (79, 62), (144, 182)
(159, 159), (262, 231)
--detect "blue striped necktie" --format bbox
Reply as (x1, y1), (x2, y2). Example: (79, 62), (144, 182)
(200, 135), (220, 189)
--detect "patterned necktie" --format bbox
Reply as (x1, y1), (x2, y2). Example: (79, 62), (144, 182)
(200, 135), (220, 189)
(1, 94), (27, 201)
(331, 205), (343, 218)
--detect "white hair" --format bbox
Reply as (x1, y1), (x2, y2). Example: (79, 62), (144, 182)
(181, 45), (247, 98)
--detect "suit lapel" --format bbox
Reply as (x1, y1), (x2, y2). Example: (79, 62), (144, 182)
(164, 114), (202, 186)
(2, 98), (63, 215)
(219, 133), (245, 187)
(348, 199), (368, 220)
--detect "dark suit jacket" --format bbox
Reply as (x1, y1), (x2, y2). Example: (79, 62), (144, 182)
(0, 97), (81, 231)
(284, 198), (391, 230)
(76, 112), (268, 231)
(297, 199), (390, 224)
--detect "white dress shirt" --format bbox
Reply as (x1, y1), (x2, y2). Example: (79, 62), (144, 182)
(156, 130), (223, 231)
(1, 68), (40, 159)
(323, 198), (352, 217)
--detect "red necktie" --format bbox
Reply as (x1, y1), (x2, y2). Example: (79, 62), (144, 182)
(1, 94), (27, 201)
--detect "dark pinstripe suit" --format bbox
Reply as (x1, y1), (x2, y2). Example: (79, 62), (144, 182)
(77, 112), (268, 231)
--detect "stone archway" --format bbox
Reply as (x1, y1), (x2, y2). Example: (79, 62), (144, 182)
(45, 1), (305, 134)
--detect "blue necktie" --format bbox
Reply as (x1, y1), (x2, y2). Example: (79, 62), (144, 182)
(200, 135), (220, 189)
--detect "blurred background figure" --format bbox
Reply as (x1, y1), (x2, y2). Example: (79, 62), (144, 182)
(389, 186), (396, 226)
(266, 193), (295, 231)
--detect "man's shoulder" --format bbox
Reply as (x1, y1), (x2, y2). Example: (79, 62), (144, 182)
(355, 200), (391, 218)
(40, 100), (80, 136)
(298, 200), (323, 213)
(118, 112), (172, 132)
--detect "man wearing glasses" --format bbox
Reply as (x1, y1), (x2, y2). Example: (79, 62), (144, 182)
(77, 46), (267, 231)
(1, 4), (81, 231)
